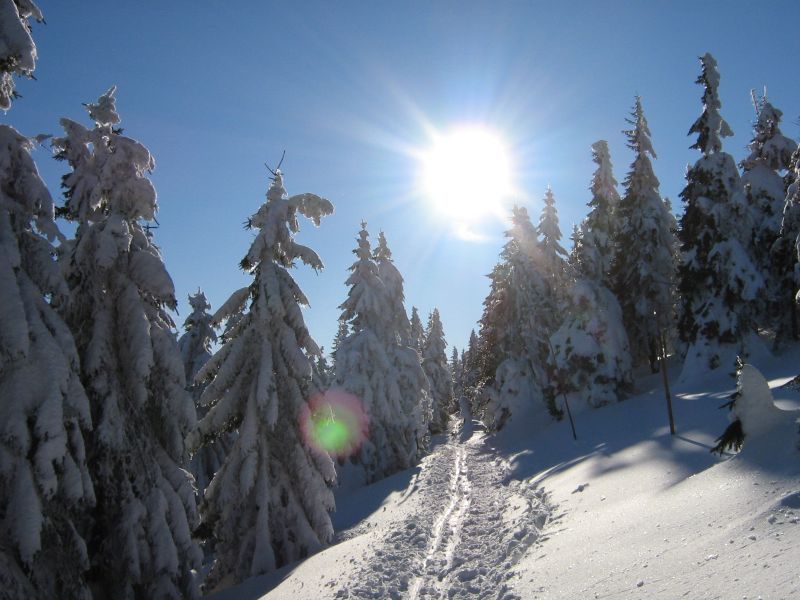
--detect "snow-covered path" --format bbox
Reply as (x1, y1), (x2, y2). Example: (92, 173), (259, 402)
(334, 425), (551, 600)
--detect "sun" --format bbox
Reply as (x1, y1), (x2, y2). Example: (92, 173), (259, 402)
(419, 125), (514, 222)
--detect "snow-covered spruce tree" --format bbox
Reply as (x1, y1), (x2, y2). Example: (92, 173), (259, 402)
(548, 279), (632, 410)
(549, 144), (633, 409)
(373, 231), (412, 345)
(179, 290), (216, 385)
(476, 205), (559, 430)
(330, 319), (348, 372)
(772, 147), (800, 340)
(677, 53), (763, 374)
(611, 96), (678, 373)
(711, 360), (796, 455)
(584, 140), (621, 289)
(178, 290), (233, 500)
(537, 186), (569, 297)
(335, 222), (430, 485)
(0, 0), (43, 110)
(740, 97), (798, 342)
(0, 126), (95, 599)
(189, 169), (335, 588)
(741, 97), (796, 262)
(463, 329), (479, 387)
(567, 223), (582, 278)
(474, 261), (511, 387)
(409, 306), (425, 354)
(450, 346), (463, 400)
(462, 330), (480, 414)
(422, 309), (454, 434)
(311, 347), (332, 390)
(53, 87), (202, 598)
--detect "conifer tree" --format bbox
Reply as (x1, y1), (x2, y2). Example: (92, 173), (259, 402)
(189, 169), (335, 587)
(409, 306), (425, 354)
(0, 84), (95, 600)
(462, 330), (480, 414)
(463, 330), (479, 387)
(773, 148), (800, 340)
(53, 88), (202, 598)
(335, 223), (430, 484)
(179, 290), (234, 500)
(741, 97), (797, 265)
(584, 140), (621, 289)
(677, 54), (763, 373)
(612, 96), (677, 372)
(550, 143), (633, 408)
(330, 320), (348, 371)
(537, 186), (569, 296)
(373, 231), (412, 345)
(475, 260), (511, 387)
(0, 7), (95, 597)
(422, 309), (454, 434)
(179, 290), (216, 386)
(740, 97), (798, 342)
(0, 0), (43, 110)
(476, 205), (558, 430)
(567, 223), (582, 277)
(312, 346), (332, 390)
(450, 346), (463, 399)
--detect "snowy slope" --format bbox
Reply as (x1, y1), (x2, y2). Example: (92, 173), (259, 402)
(210, 347), (800, 600)
(502, 357), (800, 599)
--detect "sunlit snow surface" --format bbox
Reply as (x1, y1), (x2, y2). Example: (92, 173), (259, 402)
(215, 344), (800, 600)
(300, 388), (369, 458)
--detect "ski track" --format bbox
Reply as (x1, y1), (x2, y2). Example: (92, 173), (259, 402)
(336, 423), (551, 599)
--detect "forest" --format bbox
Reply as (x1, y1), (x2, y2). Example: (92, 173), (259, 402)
(1, 2), (799, 599)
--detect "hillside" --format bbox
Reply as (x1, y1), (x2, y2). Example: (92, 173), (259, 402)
(210, 347), (800, 600)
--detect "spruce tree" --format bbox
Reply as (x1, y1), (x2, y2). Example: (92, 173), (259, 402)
(330, 319), (348, 371)
(773, 147), (800, 340)
(409, 306), (425, 354)
(373, 231), (412, 345)
(741, 97), (797, 263)
(53, 88), (202, 598)
(537, 186), (569, 296)
(422, 309), (454, 434)
(548, 277), (632, 410)
(550, 144), (634, 408)
(335, 223), (430, 484)
(179, 290), (216, 386)
(677, 53), (763, 374)
(584, 140), (621, 289)
(476, 205), (558, 430)
(740, 97), (799, 342)
(612, 96), (677, 372)
(462, 330), (480, 414)
(567, 223), (582, 278)
(463, 329), (479, 390)
(189, 169), (335, 587)
(450, 346), (463, 400)
(179, 290), (234, 500)
(0, 7), (95, 597)
(0, 121), (95, 600)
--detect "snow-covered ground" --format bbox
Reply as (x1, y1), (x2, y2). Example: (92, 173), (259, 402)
(211, 348), (800, 600)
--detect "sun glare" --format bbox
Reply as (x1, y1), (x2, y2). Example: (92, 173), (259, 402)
(420, 125), (514, 223)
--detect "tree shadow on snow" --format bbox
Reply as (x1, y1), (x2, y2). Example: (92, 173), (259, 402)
(492, 369), (743, 491)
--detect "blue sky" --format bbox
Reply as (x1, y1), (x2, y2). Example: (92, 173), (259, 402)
(6, 1), (800, 353)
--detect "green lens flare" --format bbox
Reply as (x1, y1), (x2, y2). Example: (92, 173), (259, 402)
(312, 415), (351, 453)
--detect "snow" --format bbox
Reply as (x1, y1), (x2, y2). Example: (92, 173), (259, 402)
(209, 342), (800, 600)
(0, 0), (42, 110)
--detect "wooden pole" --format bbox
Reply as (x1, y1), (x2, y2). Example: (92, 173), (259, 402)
(656, 316), (676, 435)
